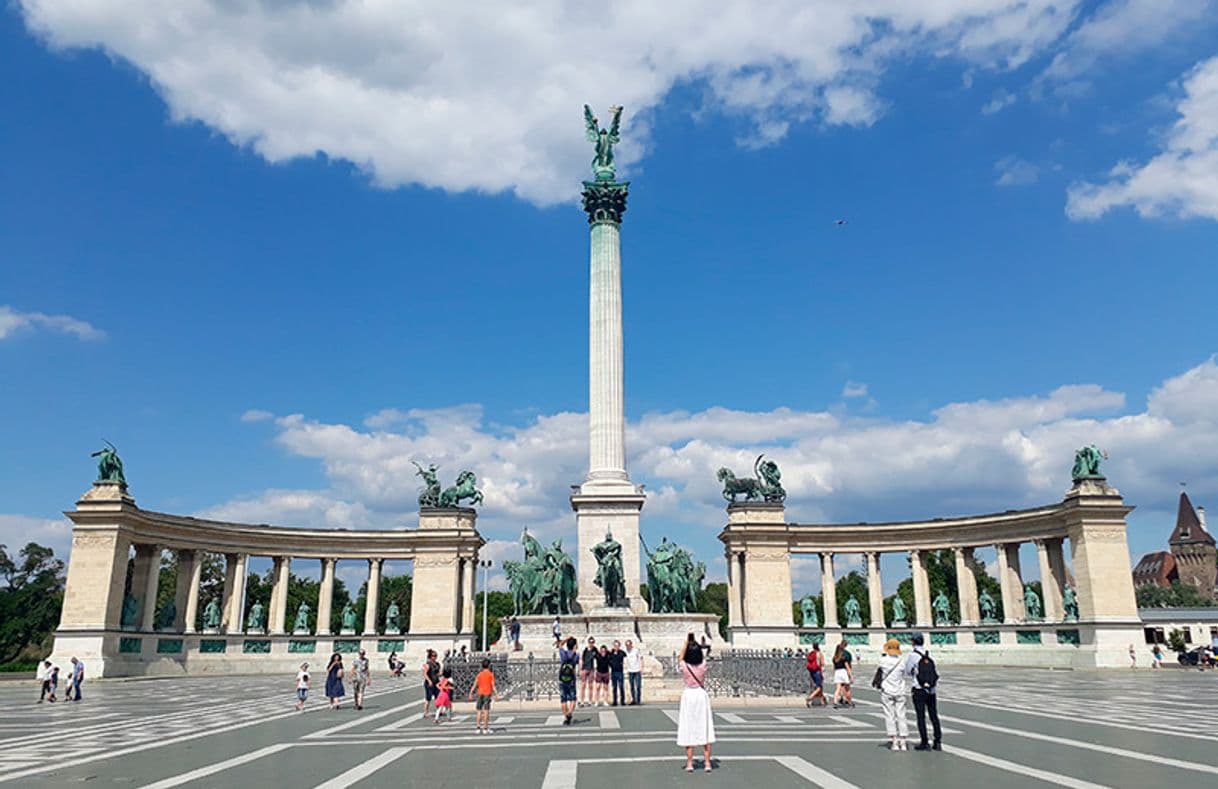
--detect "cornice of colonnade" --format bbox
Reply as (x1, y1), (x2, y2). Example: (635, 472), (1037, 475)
(718, 487), (1134, 554)
(64, 485), (485, 560)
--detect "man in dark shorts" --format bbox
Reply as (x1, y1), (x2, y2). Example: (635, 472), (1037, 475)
(422, 649), (441, 717)
(594, 645), (611, 706)
(558, 637), (579, 724)
(579, 637), (597, 707)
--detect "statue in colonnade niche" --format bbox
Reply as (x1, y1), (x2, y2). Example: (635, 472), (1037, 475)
(642, 536), (705, 613)
(293, 601), (311, 633)
(1023, 585), (1043, 621)
(385, 601), (401, 633)
(342, 601), (358, 632)
(978, 589), (998, 623)
(91, 441), (126, 484)
(202, 598), (221, 630)
(121, 593), (139, 628)
(247, 601), (265, 631)
(157, 599), (176, 630)
(799, 595), (818, 628)
(890, 596), (908, 627)
(1071, 444), (1106, 482)
(1062, 586), (1079, 622)
(843, 595), (862, 628)
(932, 590), (954, 626)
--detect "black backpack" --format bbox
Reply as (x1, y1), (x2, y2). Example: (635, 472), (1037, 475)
(559, 657), (577, 684)
(916, 651), (938, 689)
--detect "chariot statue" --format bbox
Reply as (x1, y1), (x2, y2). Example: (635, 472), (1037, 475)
(584, 104), (623, 180)
(439, 470), (484, 508)
(1071, 444), (1106, 482)
(413, 461), (441, 507)
(91, 441), (126, 484)
(717, 454), (787, 503)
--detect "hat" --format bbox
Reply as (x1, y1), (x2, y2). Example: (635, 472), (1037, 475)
(883, 638), (902, 656)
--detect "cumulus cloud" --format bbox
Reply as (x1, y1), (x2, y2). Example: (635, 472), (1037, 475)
(994, 155), (1040, 186)
(0, 305), (104, 341)
(1067, 56), (1218, 220)
(18, 0), (1090, 204)
(0, 514), (74, 561)
(841, 381), (870, 399)
(981, 89), (1018, 115)
(240, 409), (274, 423)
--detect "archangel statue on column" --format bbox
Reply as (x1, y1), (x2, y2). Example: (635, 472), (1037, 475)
(584, 104), (623, 180)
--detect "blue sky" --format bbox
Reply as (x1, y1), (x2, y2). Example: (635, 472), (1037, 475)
(3, 1), (1218, 594)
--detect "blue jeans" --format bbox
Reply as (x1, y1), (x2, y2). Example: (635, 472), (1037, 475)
(72, 679), (82, 700)
(628, 672), (642, 704)
(610, 671), (625, 705)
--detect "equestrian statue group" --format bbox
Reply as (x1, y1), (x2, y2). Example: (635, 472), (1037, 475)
(716, 454), (786, 503)
(413, 461), (484, 508)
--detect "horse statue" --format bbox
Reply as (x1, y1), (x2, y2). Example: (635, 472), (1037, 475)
(439, 470), (484, 507)
(716, 467), (762, 502)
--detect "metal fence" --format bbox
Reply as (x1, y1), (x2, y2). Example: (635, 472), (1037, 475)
(443, 651), (564, 701)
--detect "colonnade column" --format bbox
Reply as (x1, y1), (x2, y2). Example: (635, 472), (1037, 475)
(911, 550), (932, 628)
(228, 554), (248, 633)
(183, 553), (204, 634)
(462, 557), (477, 635)
(820, 553), (838, 628)
(129, 544), (158, 630)
(364, 559), (382, 635)
(997, 543), (1025, 623)
(173, 549), (197, 631)
(725, 551), (742, 629)
(270, 556), (291, 635)
(317, 558), (337, 636)
(1036, 539), (1065, 621)
(954, 547), (980, 626)
(219, 553), (238, 632)
(866, 552), (884, 628)
(138, 545), (162, 632)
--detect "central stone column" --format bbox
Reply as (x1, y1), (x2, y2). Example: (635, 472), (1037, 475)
(572, 176), (645, 613)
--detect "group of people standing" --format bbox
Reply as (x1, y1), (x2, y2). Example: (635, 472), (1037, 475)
(294, 648), (372, 711)
(566, 636), (643, 708)
(35, 657), (84, 703)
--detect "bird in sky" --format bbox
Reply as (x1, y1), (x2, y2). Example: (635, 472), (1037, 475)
(835, 219), (848, 226)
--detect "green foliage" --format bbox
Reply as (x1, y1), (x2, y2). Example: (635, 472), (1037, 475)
(1167, 628), (1187, 653)
(1136, 582), (1214, 608)
(0, 543), (66, 664)
(474, 591), (514, 648)
(353, 573), (412, 633)
(835, 571), (869, 624)
(192, 553), (227, 631)
(696, 582), (729, 638)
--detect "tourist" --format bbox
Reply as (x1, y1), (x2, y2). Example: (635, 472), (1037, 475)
(558, 636), (580, 724)
(552, 616), (562, 648)
(433, 666), (454, 723)
(468, 658), (498, 734)
(609, 640), (626, 706)
(579, 637), (597, 707)
(422, 649), (441, 717)
(37, 660), (55, 703)
(594, 645), (611, 706)
(906, 633), (941, 751)
(351, 648), (371, 710)
(677, 633), (715, 773)
(831, 640), (854, 708)
(1152, 644), (1164, 668)
(805, 644), (826, 707)
(47, 664), (59, 702)
(324, 653), (345, 709)
(624, 638), (642, 705)
(295, 662), (310, 711)
(388, 650), (404, 677)
(66, 657), (84, 701)
(1129, 643), (1136, 668)
(510, 617), (522, 651)
(700, 635), (712, 657)
(459, 645), (468, 658)
(875, 638), (909, 751)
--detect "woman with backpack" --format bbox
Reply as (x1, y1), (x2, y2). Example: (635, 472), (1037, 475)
(874, 639), (909, 751)
(805, 644), (826, 707)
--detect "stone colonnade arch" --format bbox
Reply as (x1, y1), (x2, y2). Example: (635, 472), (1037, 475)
(719, 478), (1141, 668)
(52, 481), (483, 677)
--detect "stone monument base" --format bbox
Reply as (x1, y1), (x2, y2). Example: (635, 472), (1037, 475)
(246, 628), (265, 635)
(513, 612), (722, 657)
(339, 628), (356, 636)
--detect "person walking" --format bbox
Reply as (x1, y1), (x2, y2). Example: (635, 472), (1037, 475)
(624, 639), (643, 705)
(609, 640), (626, 706)
(295, 662), (311, 711)
(37, 660), (54, 703)
(433, 667), (454, 723)
(906, 633), (941, 751)
(594, 645), (611, 706)
(677, 633), (716, 773)
(805, 644), (826, 707)
(47, 664), (59, 703)
(324, 653), (346, 710)
(1152, 644), (1164, 669)
(876, 639), (909, 751)
(1128, 644), (1136, 668)
(350, 648), (371, 710)
(552, 616), (562, 648)
(558, 636), (580, 725)
(831, 641), (854, 708)
(468, 658), (499, 734)
(422, 649), (441, 717)
(510, 617), (522, 651)
(579, 637), (597, 707)
(66, 657), (84, 701)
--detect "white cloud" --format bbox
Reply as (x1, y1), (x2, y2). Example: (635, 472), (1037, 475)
(994, 154), (1040, 186)
(842, 381), (870, 399)
(18, 0), (1087, 205)
(0, 305), (104, 341)
(981, 89), (1017, 115)
(0, 514), (74, 562)
(1067, 56), (1218, 220)
(240, 409), (274, 423)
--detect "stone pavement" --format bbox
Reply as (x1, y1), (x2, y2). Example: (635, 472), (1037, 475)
(1, 667), (1216, 787)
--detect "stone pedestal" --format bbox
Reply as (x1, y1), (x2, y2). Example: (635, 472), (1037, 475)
(247, 628), (265, 636)
(514, 612), (722, 657)
(720, 502), (795, 648)
(339, 628), (356, 636)
(571, 486), (646, 614)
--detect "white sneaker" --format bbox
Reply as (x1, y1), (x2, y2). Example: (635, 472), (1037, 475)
(899, 740), (908, 751)
(890, 741), (900, 751)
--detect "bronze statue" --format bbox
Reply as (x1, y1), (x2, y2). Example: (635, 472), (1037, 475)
(413, 461), (441, 507)
(584, 104), (623, 180)
(91, 441), (126, 484)
(1071, 445), (1106, 482)
(592, 529), (627, 607)
(643, 536), (704, 613)
(439, 470), (484, 508)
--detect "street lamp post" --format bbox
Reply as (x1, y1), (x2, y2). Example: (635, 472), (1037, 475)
(479, 559), (493, 652)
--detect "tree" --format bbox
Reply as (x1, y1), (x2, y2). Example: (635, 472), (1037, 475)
(0, 543), (66, 665)
(474, 591), (514, 648)
(353, 573), (412, 634)
(1136, 582), (1214, 609)
(1167, 628), (1187, 653)
(697, 582), (729, 638)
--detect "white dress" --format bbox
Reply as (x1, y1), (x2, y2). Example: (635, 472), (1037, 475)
(676, 663), (716, 747)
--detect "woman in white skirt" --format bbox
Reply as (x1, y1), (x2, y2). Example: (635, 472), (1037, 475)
(677, 633), (716, 773)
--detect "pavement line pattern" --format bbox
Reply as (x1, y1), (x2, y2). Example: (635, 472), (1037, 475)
(374, 711), (423, 731)
(774, 756), (861, 788)
(542, 755), (858, 788)
(541, 759), (578, 789)
(942, 745), (1113, 789)
(138, 743), (294, 789)
(312, 746), (412, 789)
(943, 695), (1218, 744)
(598, 711), (620, 729)
(304, 697), (421, 738)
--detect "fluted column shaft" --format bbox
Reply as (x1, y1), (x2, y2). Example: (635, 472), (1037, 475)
(1037, 539), (1066, 621)
(173, 549), (197, 631)
(911, 550), (932, 628)
(587, 220), (628, 481)
(820, 553), (838, 628)
(270, 556), (291, 634)
(317, 558), (336, 636)
(954, 547), (980, 626)
(183, 553), (203, 633)
(364, 559), (382, 635)
(866, 552), (884, 628)
(997, 543), (1025, 623)
(726, 551), (742, 628)
(228, 554), (248, 633)
(139, 546), (162, 632)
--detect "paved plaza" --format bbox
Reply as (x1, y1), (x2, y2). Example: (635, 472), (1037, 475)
(2, 667), (1216, 787)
